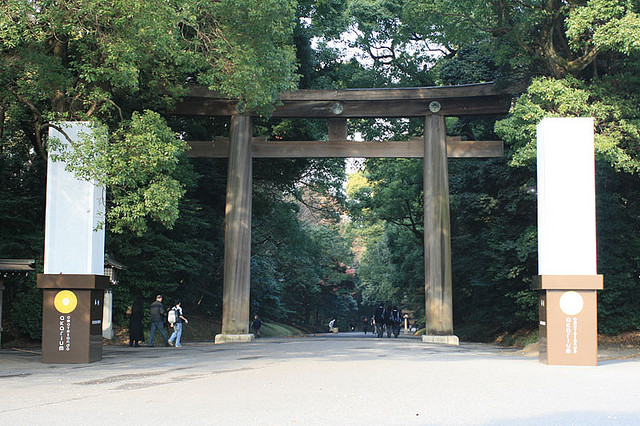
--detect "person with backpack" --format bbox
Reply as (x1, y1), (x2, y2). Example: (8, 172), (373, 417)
(147, 295), (170, 347)
(168, 300), (188, 347)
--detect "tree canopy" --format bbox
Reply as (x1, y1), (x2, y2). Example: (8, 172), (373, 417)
(1, 0), (298, 232)
(340, 0), (640, 335)
(2, 0), (640, 341)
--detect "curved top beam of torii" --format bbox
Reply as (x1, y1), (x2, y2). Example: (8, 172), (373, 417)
(174, 81), (513, 118)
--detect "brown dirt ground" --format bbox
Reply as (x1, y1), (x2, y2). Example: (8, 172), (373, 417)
(597, 330), (640, 360)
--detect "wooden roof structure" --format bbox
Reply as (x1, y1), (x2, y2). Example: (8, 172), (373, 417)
(174, 82), (512, 118)
(175, 82), (511, 118)
(0, 259), (35, 273)
(175, 82), (512, 160)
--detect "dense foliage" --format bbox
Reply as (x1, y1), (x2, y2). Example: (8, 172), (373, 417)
(2, 0), (640, 342)
(1, 0), (298, 233)
(0, 0), (345, 339)
(342, 0), (640, 336)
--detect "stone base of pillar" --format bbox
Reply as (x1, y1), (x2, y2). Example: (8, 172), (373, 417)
(102, 328), (114, 340)
(422, 335), (459, 345)
(214, 334), (255, 344)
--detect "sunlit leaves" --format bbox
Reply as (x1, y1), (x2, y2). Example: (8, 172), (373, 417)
(496, 76), (640, 174)
(2, 0), (301, 233)
(566, 0), (640, 54)
(49, 111), (188, 234)
(195, 0), (299, 115)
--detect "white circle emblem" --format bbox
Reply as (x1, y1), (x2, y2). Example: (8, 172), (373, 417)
(559, 291), (584, 316)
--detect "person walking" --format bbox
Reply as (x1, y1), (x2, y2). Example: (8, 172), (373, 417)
(363, 317), (369, 334)
(390, 306), (402, 338)
(168, 300), (188, 347)
(251, 315), (262, 338)
(384, 305), (393, 338)
(128, 296), (144, 347)
(147, 295), (170, 347)
(374, 302), (385, 338)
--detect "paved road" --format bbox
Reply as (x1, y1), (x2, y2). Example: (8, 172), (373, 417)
(1, 332), (639, 425)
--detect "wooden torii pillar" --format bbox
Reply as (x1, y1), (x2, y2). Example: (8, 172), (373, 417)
(215, 115), (254, 342)
(423, 115), (456, 343)
(175, 83), (511, 344)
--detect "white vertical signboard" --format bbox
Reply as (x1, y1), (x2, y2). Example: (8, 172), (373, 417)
(536, 117), (601, 366)
(44, 123), (105, 275)
(537, 117), (597, 275)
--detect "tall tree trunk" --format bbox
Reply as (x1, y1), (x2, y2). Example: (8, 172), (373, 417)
(0, 105), (4, 142)
(540, 1), (599, 78)
(50, 37), (69, 113)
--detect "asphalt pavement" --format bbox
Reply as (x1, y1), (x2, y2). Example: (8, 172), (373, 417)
(1, 332), (639, 425)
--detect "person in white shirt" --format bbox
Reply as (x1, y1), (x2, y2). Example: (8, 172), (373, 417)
(168, 300), (188, 347)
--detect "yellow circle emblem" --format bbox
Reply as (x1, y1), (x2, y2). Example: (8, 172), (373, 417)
(54, 290), (78, 314)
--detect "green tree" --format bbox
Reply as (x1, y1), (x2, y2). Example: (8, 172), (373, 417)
(346, 158), (426, 317)
(595, 166), (640, 333)
(403, 0), (640, 78)
(1, 0), (298, 233)
(0, 142), (45, 339)
(330, 0), (640, 337)
(411, 0), (640, 334)
(494, 75), (640, 333)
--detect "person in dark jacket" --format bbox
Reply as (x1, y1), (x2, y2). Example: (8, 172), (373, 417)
(251, 315), (262, 338)
(128, 296), (144, 347)
(390, 306), (402, 338)
(147, 295), (169, 347)
(384, 305), (393, 338)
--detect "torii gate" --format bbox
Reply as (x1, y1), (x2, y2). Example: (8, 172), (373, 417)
(175, 82), (512, 344)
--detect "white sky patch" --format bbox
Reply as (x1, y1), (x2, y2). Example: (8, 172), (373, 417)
(346, 158), (365, 174)
(345, 130), (365, 180)
(304, 23), (448, 188)
(311, 24), (374, 67)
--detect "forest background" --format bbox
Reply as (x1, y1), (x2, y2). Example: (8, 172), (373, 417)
(2, 0), (640, 344)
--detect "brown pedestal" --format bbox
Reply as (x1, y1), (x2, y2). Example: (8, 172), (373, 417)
(37, 274), (110, 363)
(533, 275), (603, 366)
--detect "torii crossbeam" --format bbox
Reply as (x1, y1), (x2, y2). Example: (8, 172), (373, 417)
(174, 82), (512, 344)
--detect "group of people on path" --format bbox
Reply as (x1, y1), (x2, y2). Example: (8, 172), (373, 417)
(130, 296), (404, 344)
(371, 303), (403, 338)
(128, 294), (188, 348)
(327, 304), (403, 338)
